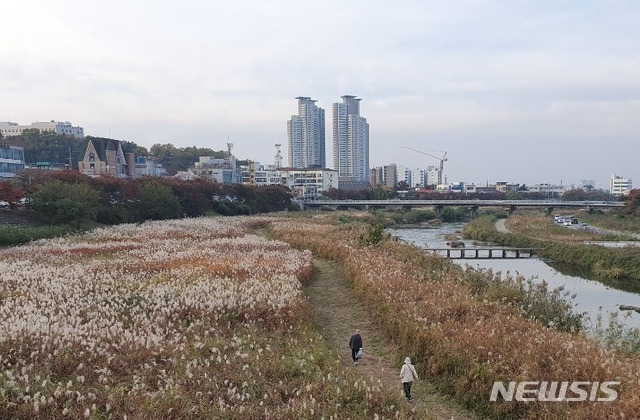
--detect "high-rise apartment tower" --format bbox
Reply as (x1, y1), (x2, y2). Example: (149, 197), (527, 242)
(333, 95), (369, 182)
(287, 97), (326, 168)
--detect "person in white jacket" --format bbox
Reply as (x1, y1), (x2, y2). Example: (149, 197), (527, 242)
(400, 357), (418, 402)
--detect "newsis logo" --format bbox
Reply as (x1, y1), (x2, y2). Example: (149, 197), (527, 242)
(490, 381), (620, 402)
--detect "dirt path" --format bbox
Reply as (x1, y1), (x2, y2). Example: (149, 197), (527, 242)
(305, 257), (477, 420)
(495, 219), (510, 234)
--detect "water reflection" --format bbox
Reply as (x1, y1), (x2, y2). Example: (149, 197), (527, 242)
(388, 224), (640, 329)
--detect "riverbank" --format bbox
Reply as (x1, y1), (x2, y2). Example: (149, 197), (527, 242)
(464, 215), (640, 281)
(269, 213), (640, 419)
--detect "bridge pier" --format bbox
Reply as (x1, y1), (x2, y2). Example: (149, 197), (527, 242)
(505, 205), (516, 217)
(546, 206), (554, 216)
(469, 205), (479, 219)
(434, 205), (444, 218)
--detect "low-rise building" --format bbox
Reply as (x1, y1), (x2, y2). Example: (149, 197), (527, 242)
(241, 162), (281, 186)
(78, 138), (135, 177)
(0, 144), (25, 179)
(495, 181), (520, 193)
(529, 183), (569, 195)
(190, 155), (241, 185)
(278, 167), (338, 194)
(134, 156), (167, 177)
(610, 174), (633, 196)
(0, 121), (84, 138)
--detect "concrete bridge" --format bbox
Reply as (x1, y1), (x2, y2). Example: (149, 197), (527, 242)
(426, 247), (542, 259)
(302, 199), (625, 216)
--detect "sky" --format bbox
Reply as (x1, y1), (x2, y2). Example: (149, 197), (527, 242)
(1, 0), (638, 190)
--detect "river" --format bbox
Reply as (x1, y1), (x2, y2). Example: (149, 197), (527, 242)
(388, 223), (640, 330)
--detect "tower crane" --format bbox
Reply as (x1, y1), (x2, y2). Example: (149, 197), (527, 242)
(402, 146), (448, 185)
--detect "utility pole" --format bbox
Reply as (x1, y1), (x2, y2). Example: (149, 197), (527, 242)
(67, 142), (73, 170)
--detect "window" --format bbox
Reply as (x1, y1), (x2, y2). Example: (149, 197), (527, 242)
(89, 153), (95, 162)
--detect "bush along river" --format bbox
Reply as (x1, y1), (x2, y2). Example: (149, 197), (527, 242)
(388, 223), (640, 330)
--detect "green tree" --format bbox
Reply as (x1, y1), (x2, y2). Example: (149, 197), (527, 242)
(30, 181), (101, 226)
(561, 189), (589, 201)
(369, 184), (389, 200)
(149, 143), (226, 175)
(134, 145), (149, 157)
(135, 182), (182, 220)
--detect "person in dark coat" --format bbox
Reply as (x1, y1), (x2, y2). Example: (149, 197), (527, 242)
(349, 329), (362, 365)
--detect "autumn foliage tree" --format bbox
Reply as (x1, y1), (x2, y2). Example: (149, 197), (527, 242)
(0, 180), (25, 209)
(626, 189), (640, 214)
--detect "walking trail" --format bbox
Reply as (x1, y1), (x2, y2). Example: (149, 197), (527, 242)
(305, 257), (477, 420)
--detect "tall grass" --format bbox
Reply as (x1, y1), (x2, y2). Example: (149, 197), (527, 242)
(463, 215), (640, 281)
(270, 214), (640, 419)
(0, 217), (403, 419)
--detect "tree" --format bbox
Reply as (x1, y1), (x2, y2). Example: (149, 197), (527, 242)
(0, 180), (25, 209)
(626, 189), (640, 213)
(561, 189), (589, 201)
(134, 145), (149, 157)
(135, 182), (182, 220)
(369, 184), (389, 200)
(149, 143), (226, 175)
(30, 181), (101, 226)
(396, 180), (410, 191)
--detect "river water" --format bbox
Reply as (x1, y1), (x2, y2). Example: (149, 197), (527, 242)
(388, 223), (640, 330)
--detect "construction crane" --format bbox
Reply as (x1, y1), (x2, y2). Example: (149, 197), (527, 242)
(402, 146), (448, 185)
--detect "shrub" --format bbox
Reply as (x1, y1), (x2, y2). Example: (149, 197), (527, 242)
(135, 182), (183, 221)
(29, 180), (101, 226)
(0, 225), (73, 246)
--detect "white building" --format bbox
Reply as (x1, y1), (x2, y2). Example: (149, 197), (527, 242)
(288, 97), (326, 168)
(190, 155), (240, 185)
(134, 156), (167, 177)
(610, 174), (633, 196)
(0, 121), (84, 138)
(278, 167), (338, 194)
(333, 95), (369, 182)
(0, 145), (25, 179)
(528, 183), (568, 195)
(396, 165), (412, 188)
(241, 162), (281, 186)
(409, 166), (438, 188)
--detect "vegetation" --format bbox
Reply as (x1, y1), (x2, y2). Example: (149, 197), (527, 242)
(270, 213), (640, 419)
(30, 181), (101, 226)
(0, 225), (74, 247)
(148, 143), (227, 175)
(3, 130), (233, 174)
(135, 182), (183, 220)
(0, 217), (405, 418)
(0, 181), (25, 209)
(578, 209), (640, 234)
(9, 170), (294, 226)
(463, 214), (640, 281)
(358, 223), (388, 246)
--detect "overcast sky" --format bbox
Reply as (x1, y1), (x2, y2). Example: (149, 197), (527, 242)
(2, 0), (638, 189)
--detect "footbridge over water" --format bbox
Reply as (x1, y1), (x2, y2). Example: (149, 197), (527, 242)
(302, 199), (624, 216)
(426, 247), (542, 259)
